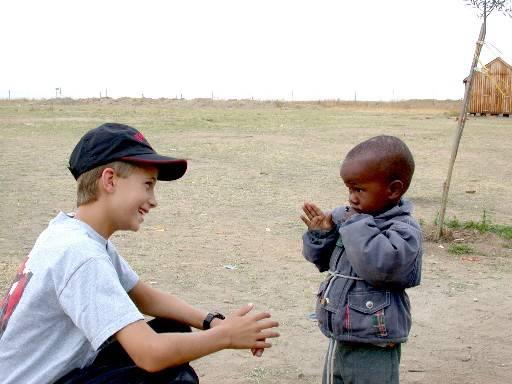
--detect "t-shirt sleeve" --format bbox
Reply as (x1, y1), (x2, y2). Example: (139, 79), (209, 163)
(107, 243), (139, 292)
(58, 258), (144, 350)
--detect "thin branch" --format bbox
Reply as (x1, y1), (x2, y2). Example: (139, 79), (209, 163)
(487, 3), (498, 16)
(464, 0), (512, 17)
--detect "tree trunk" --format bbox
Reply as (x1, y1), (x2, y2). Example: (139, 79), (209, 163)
(435, 20), (486, 240)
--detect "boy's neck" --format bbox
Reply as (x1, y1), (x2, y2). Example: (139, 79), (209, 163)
(75, 202), (115, 240)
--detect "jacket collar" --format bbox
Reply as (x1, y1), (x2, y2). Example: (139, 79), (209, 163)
(374, 198), (412, 220)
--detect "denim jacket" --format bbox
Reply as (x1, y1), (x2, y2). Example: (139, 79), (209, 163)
(303, 199), (422, 344)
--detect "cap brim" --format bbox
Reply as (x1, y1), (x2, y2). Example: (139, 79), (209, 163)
(121, 154), (188, 181)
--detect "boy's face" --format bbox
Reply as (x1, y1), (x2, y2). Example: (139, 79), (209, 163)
(340, 157), (396, 216)
(109, 165), (159, 232)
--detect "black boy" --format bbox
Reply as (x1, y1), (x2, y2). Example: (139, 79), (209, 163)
(301, 135), (422, 384)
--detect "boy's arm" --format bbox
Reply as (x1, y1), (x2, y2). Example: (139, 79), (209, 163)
(301, 203), (343, 272)
(115, 304), (279, 372)
(302, 229), (338, 272)
(129, 281), (208, 329)
(130, 281), (267, 357)
(340, 214), (422, 288)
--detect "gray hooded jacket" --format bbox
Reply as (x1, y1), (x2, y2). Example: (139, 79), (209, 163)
(303, 199), (422, 344)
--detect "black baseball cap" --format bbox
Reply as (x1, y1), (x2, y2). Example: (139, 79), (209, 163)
(68, 123), (187, 181)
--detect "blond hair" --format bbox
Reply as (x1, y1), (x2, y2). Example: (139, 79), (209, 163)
(76, 161), (137, 207)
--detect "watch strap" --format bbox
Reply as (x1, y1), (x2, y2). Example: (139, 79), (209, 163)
(203, 312), (225, 330)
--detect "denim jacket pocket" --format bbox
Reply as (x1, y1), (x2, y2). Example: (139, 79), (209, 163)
(317, 275), (348, 314)
(315, 279), (331, 331)
(345, 290), (391, 338)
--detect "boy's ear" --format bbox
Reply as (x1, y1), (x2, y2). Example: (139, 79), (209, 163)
(99, 167), (117, 193)
(388, 180), (404, 200)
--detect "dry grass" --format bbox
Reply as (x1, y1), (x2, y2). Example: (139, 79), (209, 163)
(1, 99), (511, 383)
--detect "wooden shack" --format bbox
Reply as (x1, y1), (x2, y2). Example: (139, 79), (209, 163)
(464, 57), (512, 116)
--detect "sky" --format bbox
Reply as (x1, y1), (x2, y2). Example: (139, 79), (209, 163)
(1, 0), (511, 101)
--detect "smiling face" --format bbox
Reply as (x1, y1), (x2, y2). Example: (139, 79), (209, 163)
(108, 165), (159, 232)
(340, 156), (400, 216)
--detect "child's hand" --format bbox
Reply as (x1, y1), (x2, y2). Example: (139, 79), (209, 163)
(222, 304), (279, 351)
(301, 202), (334, 231)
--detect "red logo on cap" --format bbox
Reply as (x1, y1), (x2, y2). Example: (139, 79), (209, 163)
(134, 132), (146, 143)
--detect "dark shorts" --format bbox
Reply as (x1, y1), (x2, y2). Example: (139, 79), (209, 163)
(55, 318), (199, 384)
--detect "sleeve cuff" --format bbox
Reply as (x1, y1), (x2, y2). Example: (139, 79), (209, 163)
(91, 311), (145, 350)
(309, 227), (337, 238)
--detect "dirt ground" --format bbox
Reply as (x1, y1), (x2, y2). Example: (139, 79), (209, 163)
(1, 99), (511, 383)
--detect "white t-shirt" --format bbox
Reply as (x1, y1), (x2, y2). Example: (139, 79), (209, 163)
(0, 212), (144, 384)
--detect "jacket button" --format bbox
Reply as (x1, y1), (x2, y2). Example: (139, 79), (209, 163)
(365, 301), (374, 309)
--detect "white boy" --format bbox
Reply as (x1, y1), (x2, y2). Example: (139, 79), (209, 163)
(0, 123), (279, 383)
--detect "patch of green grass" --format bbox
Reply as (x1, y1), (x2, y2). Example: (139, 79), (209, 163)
(448, 243), (474, 255)
(445, 211), (512, 240)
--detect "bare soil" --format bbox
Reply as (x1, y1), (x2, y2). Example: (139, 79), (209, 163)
(1, 99), (511, 383)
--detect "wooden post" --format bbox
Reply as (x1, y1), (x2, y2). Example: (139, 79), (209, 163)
(435, 19), (486, 240)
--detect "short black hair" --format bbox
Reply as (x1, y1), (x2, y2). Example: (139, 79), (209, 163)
(344, 135), (415, 190)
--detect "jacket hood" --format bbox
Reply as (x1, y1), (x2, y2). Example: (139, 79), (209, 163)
(374, 198), (413, 220)
(332, 198), (413, 225)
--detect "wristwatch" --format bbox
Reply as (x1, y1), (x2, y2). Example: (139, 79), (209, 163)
(203, 312), (225, 330)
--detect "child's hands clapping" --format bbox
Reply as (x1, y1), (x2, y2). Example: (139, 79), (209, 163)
(301, 202), (334, 231)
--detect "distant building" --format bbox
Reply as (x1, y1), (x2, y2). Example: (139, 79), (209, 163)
(464, 57), (512, 116)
